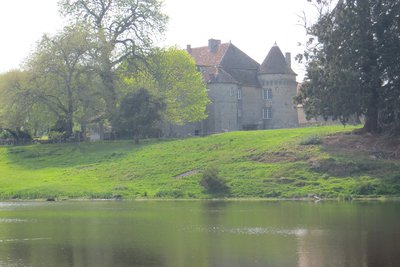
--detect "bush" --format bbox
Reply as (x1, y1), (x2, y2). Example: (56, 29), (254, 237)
(200, 166), (229, 194)
(48, 131), (66, 143)
(353, 182), (376, 195)
(155, 190), (184, 198)
(0, 129), (32, 145)
(299, 135), (323, 145)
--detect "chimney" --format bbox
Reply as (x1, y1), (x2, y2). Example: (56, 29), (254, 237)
(186, 44), (192, 53)
(208, 38), (221, 53)
(285, 52), (291, 67)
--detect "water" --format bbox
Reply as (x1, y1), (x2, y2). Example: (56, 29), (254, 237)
(0, 200), (399, 267)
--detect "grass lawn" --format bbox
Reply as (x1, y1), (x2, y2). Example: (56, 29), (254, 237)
(0, 125), (399, 200)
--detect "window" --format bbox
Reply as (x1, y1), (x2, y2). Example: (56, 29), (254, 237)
(263, 107), (272, 120)
(263, 88), (272, 100)
(237, 88), (242, 99)
(230, 88), (234, 96)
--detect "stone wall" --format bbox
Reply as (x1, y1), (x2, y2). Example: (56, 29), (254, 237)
(205, 83), (241, 134)
(258, 73), (299, 129)
(241, 85), (264, 130)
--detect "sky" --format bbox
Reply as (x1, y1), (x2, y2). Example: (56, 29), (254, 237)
(0, 0), (316, 79)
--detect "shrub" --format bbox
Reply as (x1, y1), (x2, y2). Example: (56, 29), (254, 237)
(0, 129), (32, 145)
(48, 131), (66, 143)
(299, 135), (323, 145)
(264, 191), (281, 198)
(200, 166), (229, 194)
(155, 190), (184, 198)
(353, 182), (376, 195)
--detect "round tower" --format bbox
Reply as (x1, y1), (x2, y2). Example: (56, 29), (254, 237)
(257, 43), (299, 129)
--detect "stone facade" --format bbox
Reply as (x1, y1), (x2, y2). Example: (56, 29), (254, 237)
(165, 39), (299, 137)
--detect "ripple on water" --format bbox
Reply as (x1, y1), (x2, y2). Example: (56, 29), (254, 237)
(0, 237), (51, 243)
(0, 218), (28, 224)
(0, 258), (30, 267)
(0, 202), (44, 209)
(187, 226), (314, 237)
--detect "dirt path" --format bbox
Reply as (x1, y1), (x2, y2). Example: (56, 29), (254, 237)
(323, 133), (400, 161)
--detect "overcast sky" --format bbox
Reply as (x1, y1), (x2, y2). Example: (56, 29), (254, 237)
(0, 0), (316, 79)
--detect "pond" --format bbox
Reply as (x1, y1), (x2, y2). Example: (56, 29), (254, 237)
(0, 200), (399, 267)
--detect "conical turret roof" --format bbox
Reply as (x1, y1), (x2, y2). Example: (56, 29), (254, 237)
(259, 44), (296, 75)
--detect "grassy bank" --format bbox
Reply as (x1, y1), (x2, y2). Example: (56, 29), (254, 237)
(0, 125), (399, 200)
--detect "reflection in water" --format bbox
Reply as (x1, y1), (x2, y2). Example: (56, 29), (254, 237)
(297, 230), (326, 267)
(0, 218), (28, 223)
(0, 237), (50, 243)
(297, 228), (372, 267)
(190, 225), (309, 236)
(296, 203), (400, 267)
(0, 201), (398, 267)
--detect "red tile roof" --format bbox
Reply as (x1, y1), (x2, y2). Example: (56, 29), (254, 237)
(189, 43), (231, 67)
(187, 42), (260, 86)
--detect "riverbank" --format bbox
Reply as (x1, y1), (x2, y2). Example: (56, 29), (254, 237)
(0, 125), (399, 200)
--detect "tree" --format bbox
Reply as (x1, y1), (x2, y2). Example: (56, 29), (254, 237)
(0, 70), (52, 134)
(22, 25), (101, 139)
(121, 47), (209, 126)
(113, 88), (164, 143)
(372, 1), (400, 132)
(0, 70), (28, 130)
(296, 0), (400, 134)
(59, 0), (168, 116)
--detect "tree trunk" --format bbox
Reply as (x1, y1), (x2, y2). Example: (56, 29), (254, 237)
(99, 121), (105, 141)
(80, 124), (87, 141)
(362, 87), (380, 134)
(363, 109), (378, 133)
(65, 114), (74, 139)
(101, 70), (117, 116)
(134, 136), (140, 145)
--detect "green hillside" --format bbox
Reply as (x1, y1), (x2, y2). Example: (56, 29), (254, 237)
(0, 125), (399, 200)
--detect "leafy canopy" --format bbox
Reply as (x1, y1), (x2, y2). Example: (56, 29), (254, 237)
(120, 47), (210, 125)
(297, 0), (400, 134)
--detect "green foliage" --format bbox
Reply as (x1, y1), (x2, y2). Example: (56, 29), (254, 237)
(0, 130), (11, 140)
(297, 0), (400, 134)
(48, 131), (66, 143)
(0, 26), (103, 139)
(120, 47), (210, 125)
(155, 190), (184, 198)
(0, 70), (55, 134)
(299, 135), (323, 145)
(59, 0), (168, 117)
(200, 166), (229, 195)
(352, 182), (376, 195)
(112, 88), (165, 141)
(0, 129), (32, 145)
(0, 2), (200, 140)
(1, 2), (208, 140)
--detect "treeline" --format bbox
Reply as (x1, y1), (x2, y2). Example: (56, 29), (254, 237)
(296, 0), (400, 135)
(0, 0), (209, 143)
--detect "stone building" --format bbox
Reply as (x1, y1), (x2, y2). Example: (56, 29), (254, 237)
(164, 39), (299, 137)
